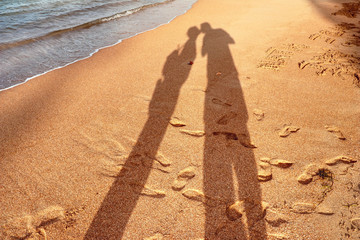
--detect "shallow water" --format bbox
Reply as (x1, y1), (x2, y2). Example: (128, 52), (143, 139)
(0, 0), (197, 90)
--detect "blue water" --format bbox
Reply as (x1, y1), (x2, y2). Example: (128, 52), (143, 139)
(0, 0), (197, 90)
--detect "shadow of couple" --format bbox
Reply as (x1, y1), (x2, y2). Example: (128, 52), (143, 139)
(84, 22), (267, 240)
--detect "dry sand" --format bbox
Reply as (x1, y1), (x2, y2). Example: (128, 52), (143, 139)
(1, 0), (360, 239)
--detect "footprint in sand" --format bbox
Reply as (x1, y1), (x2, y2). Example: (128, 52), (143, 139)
(291, 202), (316, 214)
(309, 27), (344, 44)
(226, 200), (246, 221)
(76, 132), (128, 160)
(180, 129), (205, 137)
(238, 133), (257, 148)
(325, 155), (357, 166)
(172, 166), (196, 191)
(265, 209), (288, 227)
(169, 117), (186, 127)
(309, 33), (321, 40)
(125, 152), (171, 173)
(253, 109), (265, 121)
(182, 189), (206, 202)
(325, 125), (346, 140)
(258, 44), (308, 71)
(316, 204), (335, 215)
(297, 163), (330, 184)
(226, 200), (269, 221)
(138, 152), (172, 168)
(33, 206), (65, 227)
(154, 153), (171, 167)
(258, 162), (272, 182)
(260, 158), (293, 168)
(1, 206), (65, 239)
(325, 38), (336, 44)
(309, 34), (335, 44)
(216, 111), (237, 125)
(299, 49), (360, 86)
(141, 155), (172, 173)
(320, 28), (345, 37)
(278, 125), (300, 137)
(130, 184), (166, 198)
(212, 132), (257, 148)
(1, 215), (35, 239)
(100, 164), (131, 178)
(122, 136), (172, 169)
(182, 189), (222, 207)
(211, 98), (232, 107)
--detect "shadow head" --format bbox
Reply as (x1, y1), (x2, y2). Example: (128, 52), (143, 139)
(200, 22), (212, 33)
(187, 26), (200, 39)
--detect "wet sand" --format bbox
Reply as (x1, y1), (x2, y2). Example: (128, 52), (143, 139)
(1, 0), (360, 239)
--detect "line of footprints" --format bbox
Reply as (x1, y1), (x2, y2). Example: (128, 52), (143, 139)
(2, 108), (356, 239)
(258, 124), (351, 182)
(166, 108), (358, 223)
(169, 106), (354, 183)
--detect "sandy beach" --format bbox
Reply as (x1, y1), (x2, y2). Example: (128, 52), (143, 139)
(1, 0), (360, 239)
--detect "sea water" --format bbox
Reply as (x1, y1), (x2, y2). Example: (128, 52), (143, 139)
(0, 0), (197, 90)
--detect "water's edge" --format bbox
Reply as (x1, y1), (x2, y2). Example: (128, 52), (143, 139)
(0, 0), (198, 93)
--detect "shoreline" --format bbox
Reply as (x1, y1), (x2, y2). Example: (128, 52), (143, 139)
(0, 0), (198, 93)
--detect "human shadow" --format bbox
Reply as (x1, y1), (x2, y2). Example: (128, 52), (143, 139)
(201, 22), (267, 239)
(84, 26), (200, 239)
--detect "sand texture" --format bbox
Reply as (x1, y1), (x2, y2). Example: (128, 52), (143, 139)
(1, 0), (360, 239)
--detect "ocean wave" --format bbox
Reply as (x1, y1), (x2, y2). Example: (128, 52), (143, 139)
(0, 0), (73, 17)
(0, 0), (175, 51)
(0, 0), (135, 29)
(0, 0), (174, 51)
(99, 0), (175, 23)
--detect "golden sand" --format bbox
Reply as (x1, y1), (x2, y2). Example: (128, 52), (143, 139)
(1, 0), (360, 239)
